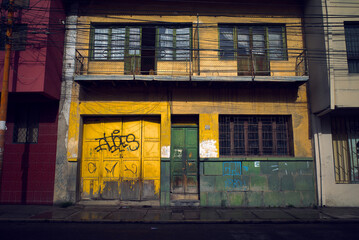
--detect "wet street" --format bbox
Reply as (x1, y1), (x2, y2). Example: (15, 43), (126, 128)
(1, 222), (359, 240)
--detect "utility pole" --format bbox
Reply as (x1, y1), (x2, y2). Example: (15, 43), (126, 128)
(0, 0), (14, 185)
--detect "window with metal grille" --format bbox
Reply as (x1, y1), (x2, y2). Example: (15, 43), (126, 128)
(218, 25), (287, 61)
(332, 116), (359, 183)
(158, 26), (191, 61)
(13, 108), (39, 144)
(90, 26), (127, 60)
(344, 22), (359, 73)
(90, 24), (192, 62)
(219, 115), (293, 156)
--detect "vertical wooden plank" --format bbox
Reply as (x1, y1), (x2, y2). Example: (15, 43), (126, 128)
(185, 127), (199, 194)
(142, 117), (161, 199)
(171, 127), (185, 195)
(81, 119), (103, 199)
(121, 117), (142, 200)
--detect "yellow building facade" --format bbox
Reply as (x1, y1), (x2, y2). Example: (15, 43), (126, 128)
(58, 0), (315, 207)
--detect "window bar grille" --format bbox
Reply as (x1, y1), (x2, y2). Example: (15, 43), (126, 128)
(258, 120), (263, 155)
(219, 115), (291, 157)
(272, 120), (277, 155)
(244, 120), (249, 155)
(230, 120), (234, 156)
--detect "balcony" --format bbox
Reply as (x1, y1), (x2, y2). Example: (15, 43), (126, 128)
(74, 48), (308, 83)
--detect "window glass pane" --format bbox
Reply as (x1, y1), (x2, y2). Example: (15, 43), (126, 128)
(176, 27), (190, 61)
(248, 117), (259, 155)
(128, 27), (141, 55)
(219, 27), (235, 59)
(346, 117), (359, 183)
(13, 108), (39, 144)
(252, 27), (265, 55)
(14, 111), (27, 143)
(27, 110), (39, 143)
(219, 116), (231, 155)
(237, 27), (250, 55)
(345, 24), (359, 58)
(93, 28), (109, 59)
(345, 23), (359, 73)
(233, 118), (245, 155)
(262, 118), (273, 155)
(348, 60), (359, 73)
(111, 28), (125, 60)
(276, 117), (288, 155)
(159, 27), (174, 60)
(268, 27), (284, 60)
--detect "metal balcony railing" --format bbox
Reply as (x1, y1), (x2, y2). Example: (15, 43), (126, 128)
(74, 48), (308, 79)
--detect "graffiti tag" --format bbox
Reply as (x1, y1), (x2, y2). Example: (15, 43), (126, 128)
(223, 162), (241, 176)
(225, 178), (248, 190)
(124, 164), (138, 175)
(105, 162), (118, 176)
(88, 162), (97, 174)
(94, 130), (140, 153)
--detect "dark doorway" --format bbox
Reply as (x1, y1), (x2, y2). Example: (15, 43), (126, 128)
(141, 27), (156, 75)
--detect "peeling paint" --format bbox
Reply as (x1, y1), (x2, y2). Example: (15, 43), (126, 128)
(161, 146), (170, 158)
(200, 140), (218, 158)
(67, 137), (78, 159)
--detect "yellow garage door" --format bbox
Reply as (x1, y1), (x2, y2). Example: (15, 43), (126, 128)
(81, 117), (160, 200)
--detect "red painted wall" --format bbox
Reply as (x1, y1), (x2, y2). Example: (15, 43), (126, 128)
(0, 0), (65, 99)
(0, 0), (65, 204)
(0, 101), (59, 204)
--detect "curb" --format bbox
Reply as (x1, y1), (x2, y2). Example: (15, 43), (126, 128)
(1, 218), (359, 224)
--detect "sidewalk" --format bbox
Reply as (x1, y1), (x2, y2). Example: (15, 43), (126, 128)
(1, 204), (359, 223)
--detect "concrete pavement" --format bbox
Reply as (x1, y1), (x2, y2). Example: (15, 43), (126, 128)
(1, 204), (359, 223)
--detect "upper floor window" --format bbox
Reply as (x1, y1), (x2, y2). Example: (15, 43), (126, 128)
(219, 115), (293, 157)
(91, 26), (140, 60)
(344, 22), (359, 73)
(158, 26), (191, 61)
(0, 24), (27, 51)
(219, 25), (287, 61)
(90, 24), (191, 62)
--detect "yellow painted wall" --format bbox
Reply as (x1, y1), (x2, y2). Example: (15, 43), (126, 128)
(67, 82), (311, 165)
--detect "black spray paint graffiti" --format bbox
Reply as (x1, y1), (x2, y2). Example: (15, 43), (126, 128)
(124, 164), (138, 175)
(88, 162), (97, 173)
(87, 130), (140, 176)
(105, 162), (118, 177)
(94, 130), (140, 154)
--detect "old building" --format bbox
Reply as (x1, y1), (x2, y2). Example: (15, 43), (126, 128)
(54, 0), (315, 207)
(305, 0), (359, 206)
(0, 0), (65, 204)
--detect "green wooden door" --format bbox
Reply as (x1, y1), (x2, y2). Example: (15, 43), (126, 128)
(170, 126), (199, 200)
